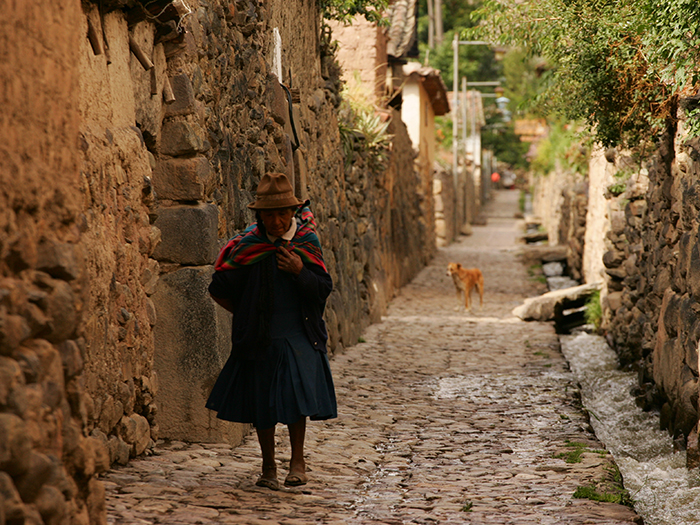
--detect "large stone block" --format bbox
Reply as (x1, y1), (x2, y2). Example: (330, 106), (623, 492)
(605, 291), (623, 312)
(14, 451), (53, 502)
(0, 308), (31, 356)
(57, 340), (84, 379)
(661, 289), (681, 338)
(36, 240), (81, 281)
(164, 74), (196, 117)
(512, 282), (602, 321)
(45, 279), (78, 343)
(98, 396), (123, 435)
(108, 435), (131, 466)
(690, 242), (700, 299)
(0, 413), (32, 477)
(152, 266), (247, 444)
(3, 233), (38, 273)
(118, 413), (151, 456)
(0, 472), (24, 524)
(265, 75), (288, 126)
(602, 249), (624, 269)
(160, 119), (208, 156)
(87, 477), (106, 525)
(152, 204), (219, 265)
(675, 373), (699, 437)
(653, 336), (684, 400)
(0, 356), (23, 407)
(153, 156), (212, 201)
(35, 485), (67, 524)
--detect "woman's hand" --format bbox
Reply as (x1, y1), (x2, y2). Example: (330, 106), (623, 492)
(276, 245), (303, 275)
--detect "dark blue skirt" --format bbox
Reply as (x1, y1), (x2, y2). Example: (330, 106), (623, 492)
(206, 261), (337, 429)
(206, 331), (337, 429)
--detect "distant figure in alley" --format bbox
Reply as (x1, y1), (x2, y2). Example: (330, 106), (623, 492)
(205, 172), (337, 490)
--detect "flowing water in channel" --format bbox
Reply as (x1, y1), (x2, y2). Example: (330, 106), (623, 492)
(560, 332), (700, 525)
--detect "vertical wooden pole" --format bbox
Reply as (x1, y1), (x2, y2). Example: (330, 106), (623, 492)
(452, 34), (459, 188)
(427, 0), (434, 49)
(435, 0), (444, 47)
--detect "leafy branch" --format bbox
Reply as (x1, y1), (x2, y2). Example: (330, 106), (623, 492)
(468, 0), (700, 147)
(320, 0), (389, 26)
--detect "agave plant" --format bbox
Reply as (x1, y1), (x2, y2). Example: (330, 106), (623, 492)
(337, 77), (393, 170)
(354, 109), (392, 169)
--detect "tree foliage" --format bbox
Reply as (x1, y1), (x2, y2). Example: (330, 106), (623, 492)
(415, 1), (536, 170)
(469, 0), (700, 147)
(481, 122), (531, 170)
(321, 0), (389, 25)
(417, 1), (501, 86)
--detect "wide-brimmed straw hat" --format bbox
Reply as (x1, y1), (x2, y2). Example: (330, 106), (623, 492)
(248, 172), (303, 210)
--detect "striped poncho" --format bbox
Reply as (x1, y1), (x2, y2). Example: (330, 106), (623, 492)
(214, 204), (327, 272)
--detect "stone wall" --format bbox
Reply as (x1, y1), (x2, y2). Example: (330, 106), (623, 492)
(0, 2), (109, 523)
(529, 121), (700, 466)
(530, 168), (588, 280)
(328, 18), (388, 102)
(0, 0), (436, 521)
(560, 183), (588, 283)
(603, 124), (700, 465)
(434, 168), (457, 247)
(584, 147), (615, 286)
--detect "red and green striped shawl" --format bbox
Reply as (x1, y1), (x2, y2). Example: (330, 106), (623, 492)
(214, 205), (327, 272)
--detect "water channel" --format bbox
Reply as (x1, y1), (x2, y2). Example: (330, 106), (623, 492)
(560, 332), (700, 525)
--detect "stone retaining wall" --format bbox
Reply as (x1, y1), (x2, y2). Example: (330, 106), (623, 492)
(0, 1), (436, 521)
(530, 168), (587, 280)
(434, 168), (457, 247)
(603, 126), (700, 466)
(0, 2), (110, 523)
(530, 123), (700, 467)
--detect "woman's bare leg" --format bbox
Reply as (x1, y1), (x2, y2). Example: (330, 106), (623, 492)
(285, 417), (307, 485)
(255, 426), (278, 489)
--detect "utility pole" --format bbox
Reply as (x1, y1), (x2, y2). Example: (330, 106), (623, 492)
(435, 0), (443, 47)
(427, 0), (434, 49)
(461, 76), (467, 158)
(452, 37), (492, 225)
(452, 33), (459, 188)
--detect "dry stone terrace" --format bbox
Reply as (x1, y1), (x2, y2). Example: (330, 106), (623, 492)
(103, 191), (642, 524)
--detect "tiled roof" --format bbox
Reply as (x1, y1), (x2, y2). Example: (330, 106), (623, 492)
(386, 0), (418, 59)
(404, 63), (450, 116)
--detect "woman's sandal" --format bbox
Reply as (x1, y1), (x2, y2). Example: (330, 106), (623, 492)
(284, 471), (308, 487)
(255, 468), (279, 491)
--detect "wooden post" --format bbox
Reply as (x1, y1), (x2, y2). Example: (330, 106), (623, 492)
(150, 68), (158, 96)
(100, 10), (111, 64)
(163, 75), (176, 104)
(129, 34), (154, 70)
(87, 17), (103, 55)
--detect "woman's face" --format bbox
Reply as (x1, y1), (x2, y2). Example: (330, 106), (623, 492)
(260, 208), (295, 237)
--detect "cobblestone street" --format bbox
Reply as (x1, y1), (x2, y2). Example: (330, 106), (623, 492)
(104, 191), (642, 524)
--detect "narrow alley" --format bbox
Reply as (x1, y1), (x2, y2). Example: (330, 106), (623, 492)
(104, 191), (642, 525)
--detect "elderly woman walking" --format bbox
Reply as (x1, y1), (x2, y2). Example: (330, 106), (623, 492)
(206, 172), (337, 490)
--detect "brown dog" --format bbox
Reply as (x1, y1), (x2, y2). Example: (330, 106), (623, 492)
(446, 262), (484, 311)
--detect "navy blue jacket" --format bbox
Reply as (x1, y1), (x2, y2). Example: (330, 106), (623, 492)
(209, 257), (332, 360)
